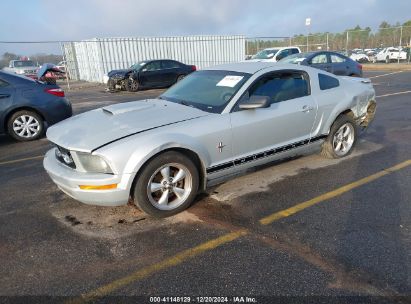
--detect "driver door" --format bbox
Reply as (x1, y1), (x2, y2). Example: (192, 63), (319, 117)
(229, 70), (317, 163)
(139, 61), (164, 87)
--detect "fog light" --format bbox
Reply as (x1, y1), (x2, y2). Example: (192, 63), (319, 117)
(79, 184), (118, 190)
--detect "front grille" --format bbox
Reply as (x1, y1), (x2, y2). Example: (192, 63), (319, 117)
(55, 146), (76, 169)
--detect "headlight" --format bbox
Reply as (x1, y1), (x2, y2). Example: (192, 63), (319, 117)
(111, 73), (125, 79)
(15, 70), (25, 74)
(55, 147), (76, 168)
(76, 152), (113, 174)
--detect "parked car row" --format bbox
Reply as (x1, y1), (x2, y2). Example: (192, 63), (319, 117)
(348, 47), (408, 63)
(2, 59), (67, 80)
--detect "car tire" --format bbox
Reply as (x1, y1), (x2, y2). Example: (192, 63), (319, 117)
(7, 110), (44, 141)
(107, 78), (116, 91)
(133, 151), (199, 218)
(176, 74), (186, 82)
(321, 114), (357, 159)
(125, 77), (139, 92)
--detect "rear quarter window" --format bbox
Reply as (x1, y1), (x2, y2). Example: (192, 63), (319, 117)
(318, 73), (339, 90)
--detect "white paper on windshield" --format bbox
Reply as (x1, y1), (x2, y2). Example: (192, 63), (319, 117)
(295, 58), (305, 62)
(216, 75), (244, 87)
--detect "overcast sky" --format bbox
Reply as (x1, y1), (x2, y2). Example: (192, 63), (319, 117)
(1, 0), (410, 55)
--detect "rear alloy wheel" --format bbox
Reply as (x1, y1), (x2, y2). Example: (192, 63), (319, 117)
(7, 110), (44, 141)
(321, 114), (357, 159)
(125, 77), (139, 92)
(133, 151), (199, 217)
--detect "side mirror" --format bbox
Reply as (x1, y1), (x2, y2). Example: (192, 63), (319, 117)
(239, 95), (270, 110)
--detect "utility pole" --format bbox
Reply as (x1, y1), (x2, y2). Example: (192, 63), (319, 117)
(305, 18), (311, 52)
(345, 31), (349, 56)
(398, 26), (403, 64)
(326, 33), (329, 50)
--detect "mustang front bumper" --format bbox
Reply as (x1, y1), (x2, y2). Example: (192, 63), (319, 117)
(43, 149), (132, 206)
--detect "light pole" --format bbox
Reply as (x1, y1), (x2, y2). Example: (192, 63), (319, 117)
(305, 18), (311, 52)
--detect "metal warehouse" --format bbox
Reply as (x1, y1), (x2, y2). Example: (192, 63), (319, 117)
(63, 35), (246, 83)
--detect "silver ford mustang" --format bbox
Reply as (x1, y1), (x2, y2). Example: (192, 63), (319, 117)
(44, 62), (376, 217)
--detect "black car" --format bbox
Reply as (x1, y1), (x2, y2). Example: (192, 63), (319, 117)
(279, 51), (363, 77)
(106, 59), (196, 92)
(0, 71), (72, 141)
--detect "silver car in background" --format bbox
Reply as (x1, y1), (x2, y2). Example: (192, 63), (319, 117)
(43, 62), (376, 217)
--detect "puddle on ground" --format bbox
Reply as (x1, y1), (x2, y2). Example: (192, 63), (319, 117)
(50, 201), (202, 239)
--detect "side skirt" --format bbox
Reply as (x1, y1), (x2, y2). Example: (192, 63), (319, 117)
(206, 137), (326, 187)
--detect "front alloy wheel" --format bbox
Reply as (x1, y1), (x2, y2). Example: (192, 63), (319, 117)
(125, 77), (139, 92)
(133, 151), (199, 217)
(147, 163), (193, 211)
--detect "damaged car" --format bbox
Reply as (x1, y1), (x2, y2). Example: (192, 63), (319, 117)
(104, 59), (196, 92)
(44, 62), (376, 217)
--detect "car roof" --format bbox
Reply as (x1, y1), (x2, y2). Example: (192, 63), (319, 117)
(203, 62), (310, 74)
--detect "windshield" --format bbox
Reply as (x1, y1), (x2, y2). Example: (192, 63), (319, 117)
(160, 70), (251, 114)
(253, 49), (279, 59)
(13, 60), (36, 67)
(130, 61), (147, 70)
(279, 53), (310, 64)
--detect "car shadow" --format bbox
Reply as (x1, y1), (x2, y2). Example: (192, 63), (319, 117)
(337, 125), (408, 295)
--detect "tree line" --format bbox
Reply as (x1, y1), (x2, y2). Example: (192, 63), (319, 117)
(247, 20), (411, 55)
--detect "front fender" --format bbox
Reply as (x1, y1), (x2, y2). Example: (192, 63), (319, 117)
(96, 132), (211, 187)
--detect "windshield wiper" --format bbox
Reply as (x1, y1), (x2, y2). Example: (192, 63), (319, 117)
(179, 100), (192, 107)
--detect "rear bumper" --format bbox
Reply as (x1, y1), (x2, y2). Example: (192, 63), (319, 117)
(43, 149), (131, 206)
(42, 97), (72, 125)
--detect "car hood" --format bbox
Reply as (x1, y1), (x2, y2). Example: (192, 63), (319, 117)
(108, 69), (131, 77)
(46, 99), (209, 152)
(37, 63), (64, 78)
(246, 58), (275, 62)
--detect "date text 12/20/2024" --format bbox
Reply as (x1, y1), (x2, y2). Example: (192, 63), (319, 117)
(149, 296), (257, 303)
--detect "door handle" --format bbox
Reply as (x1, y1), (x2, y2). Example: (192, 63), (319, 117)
(0, 94), (10, 99)
(302, 105), (314, 113)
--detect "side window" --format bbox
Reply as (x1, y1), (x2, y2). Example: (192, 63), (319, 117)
(330, 54), (346, 63)
(162, 61), (179, 69)
(145, 61), (161, 71)
(276, 50), (290, 60)
(311, 54), (328, 64)
(0, 79), (9, 87)
(248, 71), (310, 104)
(291, 48), (300, 54)
(318, 73), (339, 90)
(168, 61), (181, 68)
